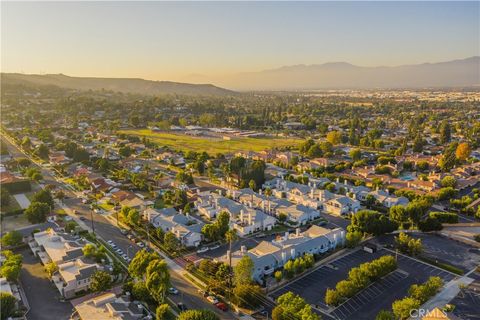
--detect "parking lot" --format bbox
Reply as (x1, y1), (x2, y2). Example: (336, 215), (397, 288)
(377, 233), (480, 272)
(449, 281), (480, 319)
(269, 248), (457, 320)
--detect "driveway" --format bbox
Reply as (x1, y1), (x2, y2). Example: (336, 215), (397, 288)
(19, 249), (73, 320)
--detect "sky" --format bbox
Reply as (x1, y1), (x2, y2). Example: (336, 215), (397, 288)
(1, 1), (479, 82)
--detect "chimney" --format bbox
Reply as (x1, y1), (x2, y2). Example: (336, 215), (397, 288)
(336, 177), (340, 183)
(241, 245), (246, 254)
(284, 231), (289, 240)
(281, 251), (287, 262)
(296, 228), (301, 237)
(179, 209), (183, 215)
(259, 189), (262, 195)
(290, 248), (295, 258)
(248, 213), (253, 225)
(240, 209), (244, 221)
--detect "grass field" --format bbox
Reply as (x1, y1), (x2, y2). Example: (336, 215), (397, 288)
(119, 129), (301, 154)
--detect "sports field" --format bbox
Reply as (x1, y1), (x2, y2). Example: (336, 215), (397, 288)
(119, 129), (301, 154)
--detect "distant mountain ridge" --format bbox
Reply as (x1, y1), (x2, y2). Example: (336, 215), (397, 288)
(211, 56), (480, 90)
(1, 73), (236, 96)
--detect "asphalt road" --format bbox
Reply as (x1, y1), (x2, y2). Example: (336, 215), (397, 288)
(2, 134), (232, 319)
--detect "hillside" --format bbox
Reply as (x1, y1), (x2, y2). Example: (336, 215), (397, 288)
(1, 73), (236, 96)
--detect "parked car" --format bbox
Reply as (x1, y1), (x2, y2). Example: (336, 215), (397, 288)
(120, 229), (128, 235)
(215, 302), (228, 312)
(127, 234), (134, 240)
(122, 254), (128, 260)
(79, 216), (87, 221)
(207, 296), (218, 304)
(72, 210), (78, 215)
(168, 287), (179, 295)
(196, 247), (209, 253)
(198, 289), (208, 297)
(137, 242), (145, 248)
(177, 303), (188, 311)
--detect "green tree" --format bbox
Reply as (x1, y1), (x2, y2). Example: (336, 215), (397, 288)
(156, 304), (172, 320)
(128, 249), (159, 279)
(440, 176), (456, 188)
(163, 232), (180, 253)
(273, 291), (320, 320)
(90, 270), (112, 292)
(439, 120), (451, 144)
(376, 310), (395, 320)
(395, 232), (423, 256)
(32, 189), (54, 209)
(392, 297), (420, 320)
(24, 202), (50, 223)
(44, 262), (58, 278)
(233, 255), (254, 286)
(1, 231), (23, 247)
(326, 131), (342, 145)
(146, 259), (170, 304)
(0, 188), (10, 208)
(233, 283), (264, 309)
(349, 149), (361, 161)
(439, 142), (458, 172)
(346, 230), (363, 248)
(389, 205), (409, 229)
(177, 310), (219, 320)
(0, 292), (16, 320)
(36, 144), (49, 159)
(274, 270), (283, 282)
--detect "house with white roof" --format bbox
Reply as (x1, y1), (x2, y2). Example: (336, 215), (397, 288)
(144, 207), (203, 247)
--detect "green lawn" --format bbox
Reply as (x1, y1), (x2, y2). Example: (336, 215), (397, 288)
(119, 129), (301, 154)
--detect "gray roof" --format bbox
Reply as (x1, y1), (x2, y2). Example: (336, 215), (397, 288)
(75, 265), (98, 281)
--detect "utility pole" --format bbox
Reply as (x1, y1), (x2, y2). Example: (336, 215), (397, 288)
(90, 209), (96, 236)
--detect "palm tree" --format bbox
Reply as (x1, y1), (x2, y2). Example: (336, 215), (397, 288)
(225, 228), (238, 300)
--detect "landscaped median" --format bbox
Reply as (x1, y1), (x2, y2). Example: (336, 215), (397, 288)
(325, 255), (398, 307)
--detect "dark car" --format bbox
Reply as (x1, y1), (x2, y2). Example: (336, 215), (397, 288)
(177, 302), (188, 312)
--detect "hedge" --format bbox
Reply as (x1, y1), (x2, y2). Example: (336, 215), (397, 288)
(428, 212), (458, 224)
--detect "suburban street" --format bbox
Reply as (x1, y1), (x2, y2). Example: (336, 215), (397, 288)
(1, 134), (233, 319)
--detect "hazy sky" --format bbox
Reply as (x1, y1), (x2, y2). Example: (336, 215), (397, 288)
(2, 1), (479, 81)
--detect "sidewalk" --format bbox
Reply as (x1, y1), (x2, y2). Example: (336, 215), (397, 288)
(418, 274), (474, 314)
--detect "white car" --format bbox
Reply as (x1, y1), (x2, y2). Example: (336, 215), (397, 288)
(207, 296), (218, 304)
(168, 287), (179, 295)
(122, 254), (128, 260)
(116, 248), (123, 254)
(137, 242), (145, 248)
(196, 247), (209, 254)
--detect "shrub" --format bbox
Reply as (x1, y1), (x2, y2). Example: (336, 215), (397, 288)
(428, 212), (458, 224)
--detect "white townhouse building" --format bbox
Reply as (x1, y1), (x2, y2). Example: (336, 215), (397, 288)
(217, 225), (345, 282)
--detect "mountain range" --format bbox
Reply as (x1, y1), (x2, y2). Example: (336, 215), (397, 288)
(2, 57), (478, 94)
(202, 56), (480, 90)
